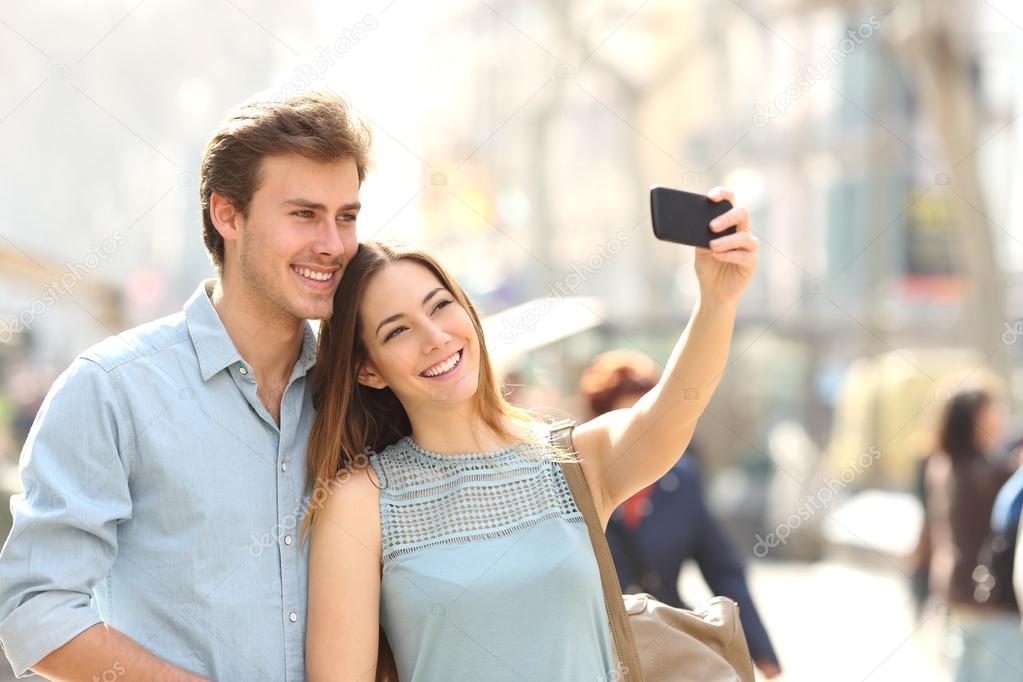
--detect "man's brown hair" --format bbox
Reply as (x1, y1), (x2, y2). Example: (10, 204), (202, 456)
(199, 90), (372, 270)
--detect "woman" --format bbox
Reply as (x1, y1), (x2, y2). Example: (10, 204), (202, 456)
(915, 386), (1021, 681)
(304, 187), (757, 681)
(579, 349), (781, 678)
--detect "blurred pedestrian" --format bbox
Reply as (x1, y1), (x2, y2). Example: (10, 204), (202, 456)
(914, 386), (1023, 681)
(979, 435), (1023, 614)
(578, 349), (782, 678)
(1016, 509), (1023, 613)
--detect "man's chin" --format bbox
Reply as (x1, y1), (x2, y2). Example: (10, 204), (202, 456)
(291, 296), (335, 322)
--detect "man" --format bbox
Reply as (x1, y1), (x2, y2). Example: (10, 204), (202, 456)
(0, 91), (370, 680)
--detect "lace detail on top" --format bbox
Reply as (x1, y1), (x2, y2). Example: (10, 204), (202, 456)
(370, 430), (584, 564)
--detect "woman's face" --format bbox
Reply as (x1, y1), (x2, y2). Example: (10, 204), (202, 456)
(356, 260), (481, 411)
(974, 400), (1005, 453)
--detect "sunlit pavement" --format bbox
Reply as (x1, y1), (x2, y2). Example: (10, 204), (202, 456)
(681, 557), (955, 681)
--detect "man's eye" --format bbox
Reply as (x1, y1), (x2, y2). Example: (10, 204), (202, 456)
(338, 214), (357, 223)
(293, 210), (314, 219)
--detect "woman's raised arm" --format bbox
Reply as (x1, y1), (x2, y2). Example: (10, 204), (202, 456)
(572, 187), (759, 526)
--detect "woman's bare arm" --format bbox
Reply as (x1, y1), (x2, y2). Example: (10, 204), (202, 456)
(306, 466), (383, 682)
(572, 187), (758, 526)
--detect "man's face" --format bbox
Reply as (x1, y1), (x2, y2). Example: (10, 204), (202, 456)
(231, 153), (361, 322)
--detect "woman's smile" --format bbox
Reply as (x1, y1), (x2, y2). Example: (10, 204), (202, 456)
(420, 348), (464, 379)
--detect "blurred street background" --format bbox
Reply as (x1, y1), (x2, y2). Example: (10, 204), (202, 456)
(3, 0), (1023, 680)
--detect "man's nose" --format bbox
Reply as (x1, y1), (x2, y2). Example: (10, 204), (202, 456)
(315, 219), (345, 259)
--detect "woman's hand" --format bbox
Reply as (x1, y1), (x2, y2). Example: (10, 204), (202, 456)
(694, 187), (758, 306)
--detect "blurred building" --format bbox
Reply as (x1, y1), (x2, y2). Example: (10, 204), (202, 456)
(401, 1), (1023, 488)
(1, 0), (1021, 486)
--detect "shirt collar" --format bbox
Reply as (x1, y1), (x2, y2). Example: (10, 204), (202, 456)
(185, 279), (318, 382)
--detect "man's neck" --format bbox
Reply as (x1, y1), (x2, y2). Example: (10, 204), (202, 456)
(209, 278), (305, 386)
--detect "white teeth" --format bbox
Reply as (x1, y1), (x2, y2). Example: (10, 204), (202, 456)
(294, 266), (333, 282)
(422, 350), (461, 377)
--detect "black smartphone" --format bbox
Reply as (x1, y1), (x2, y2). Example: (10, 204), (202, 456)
(650, 186), (736, 249)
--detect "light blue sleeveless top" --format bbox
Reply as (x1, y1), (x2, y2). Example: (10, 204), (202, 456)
(369, 425), (617, 681)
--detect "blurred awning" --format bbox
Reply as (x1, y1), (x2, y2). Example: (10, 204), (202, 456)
(482, 296), (605, 372)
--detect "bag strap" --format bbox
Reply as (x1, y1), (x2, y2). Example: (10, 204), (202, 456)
(550, 419), (645, 682)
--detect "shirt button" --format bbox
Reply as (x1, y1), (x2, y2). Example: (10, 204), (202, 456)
(238, 366), (248, 375)
(289, 611), (298, 623)
(284, 535), (293, 545)
(281, 461), (288, 472)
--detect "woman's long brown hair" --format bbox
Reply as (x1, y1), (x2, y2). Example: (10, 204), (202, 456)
(301, 240), (559, 540)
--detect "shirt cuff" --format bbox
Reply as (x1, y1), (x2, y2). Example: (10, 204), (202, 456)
(0, 590), (103, 677)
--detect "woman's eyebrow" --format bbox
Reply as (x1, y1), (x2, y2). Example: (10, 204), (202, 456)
(374, 287), (446, 336)
(421, 287), (444, 306)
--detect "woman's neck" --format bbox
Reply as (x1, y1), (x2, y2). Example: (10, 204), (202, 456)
(406, 404), (521, 456)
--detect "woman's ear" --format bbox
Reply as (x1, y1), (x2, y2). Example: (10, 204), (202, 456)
(357, 360), (388, 390)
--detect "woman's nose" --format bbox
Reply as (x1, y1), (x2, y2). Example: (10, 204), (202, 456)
(421, 321), (451, 352)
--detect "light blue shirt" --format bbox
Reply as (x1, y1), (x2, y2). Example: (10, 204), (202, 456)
(0, 281), (316, 680)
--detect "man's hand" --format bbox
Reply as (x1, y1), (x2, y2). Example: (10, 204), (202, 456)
(32, 623), (210, 682)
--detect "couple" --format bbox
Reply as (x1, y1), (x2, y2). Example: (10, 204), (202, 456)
(0, 91), (758, 681)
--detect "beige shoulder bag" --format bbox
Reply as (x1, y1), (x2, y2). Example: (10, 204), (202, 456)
(552, 419), (757, 682)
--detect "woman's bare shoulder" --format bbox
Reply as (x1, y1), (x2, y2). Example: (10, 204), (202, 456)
(314, 463), (382, 550)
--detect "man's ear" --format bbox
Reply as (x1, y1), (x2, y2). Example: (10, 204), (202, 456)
(357, 360), (388, 390)
(210, 192), (242, 244)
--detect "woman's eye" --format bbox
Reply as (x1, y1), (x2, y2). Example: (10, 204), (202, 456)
(384, 326), (405, 341)
(433, 299), (453, 314)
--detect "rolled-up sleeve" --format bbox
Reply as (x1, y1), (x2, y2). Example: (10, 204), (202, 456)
(0, 358), (133, 676)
